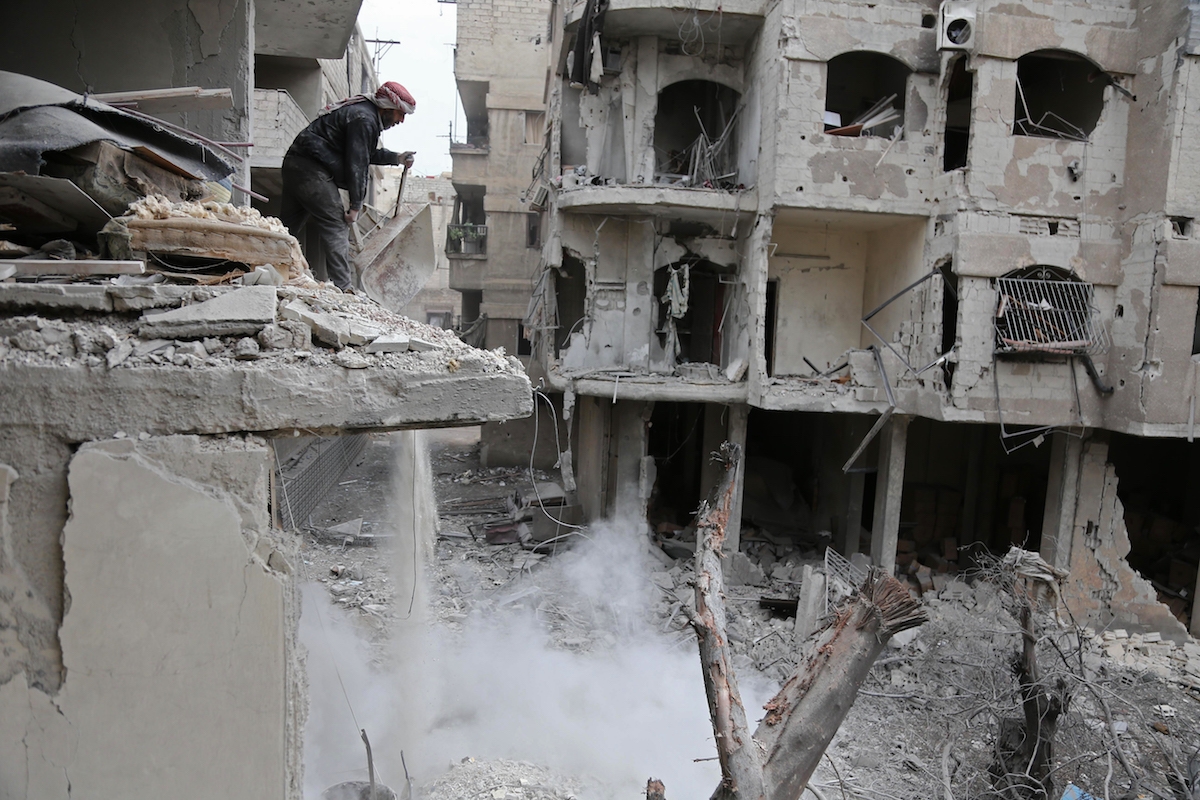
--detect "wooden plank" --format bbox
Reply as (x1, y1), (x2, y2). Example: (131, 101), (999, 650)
(11, 260), (145, 276)
(91, 87), (234, 114)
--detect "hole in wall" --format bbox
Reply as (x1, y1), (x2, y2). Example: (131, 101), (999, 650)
(824, 51), (911, 137)
(1012, 50), (1106, 140)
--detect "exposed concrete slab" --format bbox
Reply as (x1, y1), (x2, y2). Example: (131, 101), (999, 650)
(365, 333), (411, 353)
(280, 298), (351, 348)
(139, 285), (277, 339)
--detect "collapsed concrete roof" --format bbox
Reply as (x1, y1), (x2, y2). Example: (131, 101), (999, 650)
(0, 281), (534, 439)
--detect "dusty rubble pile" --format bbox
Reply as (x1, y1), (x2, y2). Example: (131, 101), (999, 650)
(420, 758), (583, 800)
(0, 283), (517, 375)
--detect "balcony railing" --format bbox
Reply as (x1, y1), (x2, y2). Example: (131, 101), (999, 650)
(447, 223), (488, 255)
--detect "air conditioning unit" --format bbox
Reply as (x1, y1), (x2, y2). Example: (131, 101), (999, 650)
(937, 1), (976, 51)
(528, 184), (550, 211)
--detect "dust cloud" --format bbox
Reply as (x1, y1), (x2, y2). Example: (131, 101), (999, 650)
(301, 434), (771, 799)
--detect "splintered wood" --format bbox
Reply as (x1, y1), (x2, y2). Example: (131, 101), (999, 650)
(681, 442), (928, 800)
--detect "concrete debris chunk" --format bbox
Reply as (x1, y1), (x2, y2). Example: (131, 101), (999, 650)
(278, 319), (312, 349)
(201, 337), (224, 354)
(13, 328), (46, 351)
(133, 338), (171, 357)
(365, 332), (410, 353)
(174, 341), (206, 359)
(333, 349), (369, 369)
(345, 317), (385, 346)
(138, 285), (277, 340)
(257, 324), (293, 350)
(232, 337), (260, 360)
(0, 317), (40, 337)
(408, 336), (443, 352)
(106, 339), (134, 368)
(280, 298), (350, 348)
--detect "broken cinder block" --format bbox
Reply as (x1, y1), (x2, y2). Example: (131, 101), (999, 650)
(280, 298), (349, 348)
(364, 333), (410, 353)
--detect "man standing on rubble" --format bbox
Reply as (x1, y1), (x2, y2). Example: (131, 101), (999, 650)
(281, 82), (417, 291)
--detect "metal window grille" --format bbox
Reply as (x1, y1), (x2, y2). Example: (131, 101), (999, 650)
(994, 269), (1108, 356)
(825, 547), (867, 613)
(275, 434), (368, 530)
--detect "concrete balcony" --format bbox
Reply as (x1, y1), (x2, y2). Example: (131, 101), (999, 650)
(449, 255), (486, 291)
(251, 89), (309, 170)
(557, 183), (757, 225)
(450, 144), (489, 186)
(564, 0), (765, 44)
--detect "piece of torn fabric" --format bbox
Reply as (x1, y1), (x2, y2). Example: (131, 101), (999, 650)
(0, 70), (235, 182)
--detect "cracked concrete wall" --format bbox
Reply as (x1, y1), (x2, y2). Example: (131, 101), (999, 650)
(1059, 437), (1190, 641)
(0, 435), (301, 799)
(2, 0), (253, 169)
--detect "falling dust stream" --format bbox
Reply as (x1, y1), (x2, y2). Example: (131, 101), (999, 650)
(299, 431), (772, 799)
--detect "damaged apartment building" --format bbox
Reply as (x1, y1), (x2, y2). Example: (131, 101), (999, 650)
(507, 0), (1200, 640)
(0, 2), (532, 798)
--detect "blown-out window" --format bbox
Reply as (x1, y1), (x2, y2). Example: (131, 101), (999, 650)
(824, 51), (912, 137)
(1013, 50), (1106, 141)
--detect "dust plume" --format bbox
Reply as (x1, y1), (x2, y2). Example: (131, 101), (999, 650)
(300, 433), (772, 798)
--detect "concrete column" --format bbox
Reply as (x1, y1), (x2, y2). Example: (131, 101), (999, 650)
(870, 415), (910, 574)
(725, 404), (750, 554)
(842, 470), (866, 557)
(1040, 432), (1082, 570)
(576, 396), (610, 521)
(613, 401), (651, 517)
(632, 36), (659, 182)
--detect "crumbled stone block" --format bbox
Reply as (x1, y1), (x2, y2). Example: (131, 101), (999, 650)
(257, 324), (293, 350)
(106, 339), (134, 368)
(232, 337), (261, 360)
(280, 299), (349, 348)
(346, 318), (385, 346)
(174, 341), (207, 359)
(333, 349), (369, 369)
(407, 337), (443, 352)
(278, 320), (312, 349)
(365, 333), (410, 353)
(13, 329), (45, 351)
(138, 286), (277, 339)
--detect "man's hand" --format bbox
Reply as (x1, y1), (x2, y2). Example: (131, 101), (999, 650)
(399, 151), (416, 169)
(344, 208), (360, 225)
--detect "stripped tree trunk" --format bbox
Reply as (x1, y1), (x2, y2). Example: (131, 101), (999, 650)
(693, 443), (766, 800)
(688, 444), (928, 800)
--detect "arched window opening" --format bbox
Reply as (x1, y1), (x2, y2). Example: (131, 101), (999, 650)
(653, 80), (741, 188)
(943, 56), (973, 171)
(994, 265), (1108, 356)
(1013, 50), (1106, 140)
(824, 51), (912, 137)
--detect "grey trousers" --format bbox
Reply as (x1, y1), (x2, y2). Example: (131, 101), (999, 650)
(281, 154), (353, 290)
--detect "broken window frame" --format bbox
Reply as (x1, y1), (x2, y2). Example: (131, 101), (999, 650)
(1012, 50), (1112, 142)
(823, 51), (912, 138)
(860, 267), (958, 379)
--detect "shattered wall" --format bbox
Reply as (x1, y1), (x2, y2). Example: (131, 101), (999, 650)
(0, 435), (303, 799)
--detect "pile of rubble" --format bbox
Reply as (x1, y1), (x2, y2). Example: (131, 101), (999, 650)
(421, 758), (583, 800)
(0, 282), (515, 374)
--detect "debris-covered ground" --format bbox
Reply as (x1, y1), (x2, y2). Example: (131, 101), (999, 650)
(303, 430), (1200, 800)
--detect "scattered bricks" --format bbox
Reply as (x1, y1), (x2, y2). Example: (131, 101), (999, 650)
(1143, 631), (1162, 644)
(1113, 629), (1128, 639)
(280, 299), (349, 348)
(408, 337), (443, 352)
(257, 324), (293, 350)
(1105, 641), (1125, 660)
(365, 333), (410, 353)
(916, 565), (934, 594)
(232, 337), (261, 360)
(138, 285), (277, 339)
(333, 349), (369, 369)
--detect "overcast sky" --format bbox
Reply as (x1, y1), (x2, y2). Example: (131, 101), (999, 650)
(358, 0), (461, 177)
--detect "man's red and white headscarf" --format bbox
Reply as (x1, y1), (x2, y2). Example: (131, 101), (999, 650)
(373, 82), (416, 114)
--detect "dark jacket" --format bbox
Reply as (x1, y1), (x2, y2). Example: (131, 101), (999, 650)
(285, 100), (401, 210)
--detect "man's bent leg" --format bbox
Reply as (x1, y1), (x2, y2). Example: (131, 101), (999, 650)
(282, 157), (353, 290)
